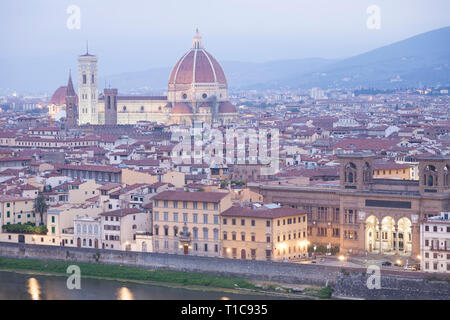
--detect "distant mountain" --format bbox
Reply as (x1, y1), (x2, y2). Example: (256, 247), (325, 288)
(102, 27), (450, 92)
(100, 58), (336, 92)
(2, 26), (449, 94)
(270, 26), (450, 89)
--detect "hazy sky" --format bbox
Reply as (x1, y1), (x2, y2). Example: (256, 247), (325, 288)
(0, 0), (449, 91)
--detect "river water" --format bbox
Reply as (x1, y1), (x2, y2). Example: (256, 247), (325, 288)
(0, 271), (288, 300)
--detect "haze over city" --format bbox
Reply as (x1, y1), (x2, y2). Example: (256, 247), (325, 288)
(1, 0), (449, 92)
(1, 0), (450, 306)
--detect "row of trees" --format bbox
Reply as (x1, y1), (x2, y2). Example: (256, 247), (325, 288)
(2, 222), (48, 235)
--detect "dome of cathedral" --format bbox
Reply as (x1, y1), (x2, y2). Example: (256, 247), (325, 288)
(50, 83), (78, 105)
(218, 101), (237, 113)
(168, 29), (227, 86)
(50, 86), (68, 105)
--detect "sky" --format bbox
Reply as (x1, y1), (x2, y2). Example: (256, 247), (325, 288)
(0, 0), (449, 92)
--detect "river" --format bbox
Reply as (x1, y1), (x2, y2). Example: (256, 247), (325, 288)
(0, 271), (290, 300)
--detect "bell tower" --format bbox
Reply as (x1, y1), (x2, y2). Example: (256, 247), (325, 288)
(418, 155), (450, 195)
(104, 88), (118, 126)
(77, 43), (98, 125)
(65, 71), (78, 129)
(338, 152), (375, 191)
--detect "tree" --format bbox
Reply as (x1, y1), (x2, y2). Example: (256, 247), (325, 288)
(34, 195), (49, 226)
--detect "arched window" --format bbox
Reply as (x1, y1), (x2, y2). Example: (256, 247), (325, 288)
(345, 162), (357, 183)
(348, 172), (354, 183)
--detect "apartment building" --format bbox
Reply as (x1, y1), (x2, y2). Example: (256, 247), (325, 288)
(99, 208), (149, 251)
(152, 191), (232, 257)
(0, 195), (36, 226)
(420, 212), (450, 273)
(221, 204), (308, 261)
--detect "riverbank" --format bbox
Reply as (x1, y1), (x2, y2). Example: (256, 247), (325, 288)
(0, 257), (331, 299)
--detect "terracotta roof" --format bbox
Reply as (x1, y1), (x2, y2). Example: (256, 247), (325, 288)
(171, 103), (193, 114)
(221, 205), (306, 219)
(55, 164), (121, 173)
(169, 48), (227, 85)
(100, 208), (143, 217)
(218, 101), (237, 114)
(152, 190), (229, 202)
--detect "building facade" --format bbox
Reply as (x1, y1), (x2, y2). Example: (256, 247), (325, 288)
(420, 212), (450, 273)
(249, 154), (450, 260)
(152, 191), (232, 257)
(72, 29), (238, 127)
(221, 205), (308, 261)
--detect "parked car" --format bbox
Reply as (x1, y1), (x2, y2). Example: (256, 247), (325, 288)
(405, 265), (419, 271)
(381, 261), (392, 267)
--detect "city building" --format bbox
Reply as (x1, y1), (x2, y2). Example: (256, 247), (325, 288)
(221, 204), (308, 261)
(249, 154), (450, 259)
(73, 29), (238, 126)
(420, 212), (450, 273)
(152, 191), (232, 257)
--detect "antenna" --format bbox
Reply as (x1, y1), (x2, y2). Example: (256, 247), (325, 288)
(86, 40), (89, 54)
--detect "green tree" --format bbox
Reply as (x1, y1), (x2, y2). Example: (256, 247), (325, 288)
(34, 195), (49, 226)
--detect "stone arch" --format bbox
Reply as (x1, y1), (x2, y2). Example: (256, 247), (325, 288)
(365, 215), (379, 253)
(423, 165), (438, 187)
(444, 165), (450, 186)
(397, 217), (412, 254)
(380, 216), (395, 253)
(363, 162), (372, 183)
(345, 162), (357, 183)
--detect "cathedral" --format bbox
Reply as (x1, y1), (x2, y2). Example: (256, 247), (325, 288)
(61, 29), (238, 127)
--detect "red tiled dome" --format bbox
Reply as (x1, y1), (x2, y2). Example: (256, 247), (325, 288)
(218, 101), (237, 113)
(168, 36), (227, 86)
(50, 86), (78, 105)
(50, 86), (68, 105)
(172, 103), (193, 114)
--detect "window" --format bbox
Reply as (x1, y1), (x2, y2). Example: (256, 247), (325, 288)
(203, 214), (208, 224)
(241, 219), (245, 226)
(173, 201), (178, 208)
(251, 220), (255, 226)
(193, 202), (198, 209)
(154, 212), (159, 221)
(214, 203), (218, 210)
(203, 202), (208, 210)
(183, 213), (188, 222)
(232, 218), (236, 225)
(266, 236), (270, 243)
(266, 220), (270, 227)
(183, 201), (188, 209)
(164, 212), (168, 221)
(51, 216), (55, 223)
(223, 218), (227, 225)
(193, 214), (198, 223)
(214, 215), (219, 224)
(173, 213), (178, 222)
